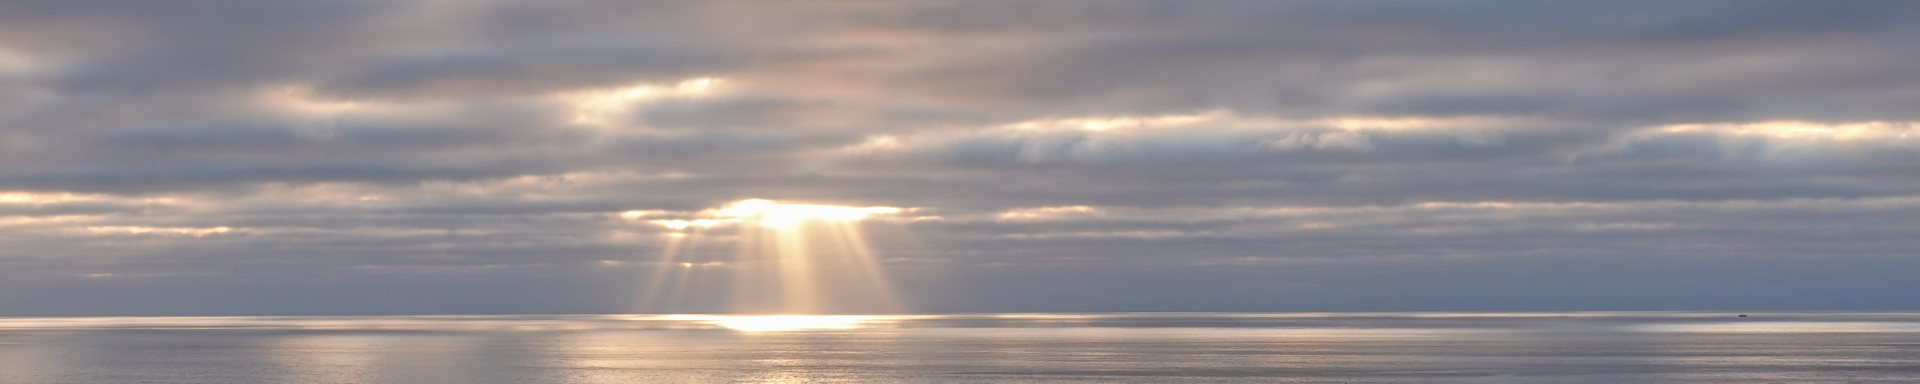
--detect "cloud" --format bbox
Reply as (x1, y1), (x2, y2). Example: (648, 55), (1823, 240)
(2, 0), (1919, 314)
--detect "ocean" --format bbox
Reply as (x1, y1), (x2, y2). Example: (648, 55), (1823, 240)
(1, 312), (1916, 383)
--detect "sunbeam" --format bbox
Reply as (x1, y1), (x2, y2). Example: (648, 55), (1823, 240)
(638, 199), (905, 315)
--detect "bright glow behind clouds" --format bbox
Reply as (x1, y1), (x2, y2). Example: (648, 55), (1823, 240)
(716, 199), (903, 228)
(561, 77), (726, 126)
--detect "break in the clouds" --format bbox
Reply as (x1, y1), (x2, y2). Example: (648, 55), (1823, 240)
(1, 0), (1918, 315)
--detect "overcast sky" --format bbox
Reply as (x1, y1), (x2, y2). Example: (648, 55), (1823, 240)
(2, 0), (1918, 315)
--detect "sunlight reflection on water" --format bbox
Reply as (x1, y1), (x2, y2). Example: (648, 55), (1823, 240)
(0, 312), (1918, 383)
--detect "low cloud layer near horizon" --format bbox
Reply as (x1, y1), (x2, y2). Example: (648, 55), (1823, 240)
(2, 0), (1918, 315)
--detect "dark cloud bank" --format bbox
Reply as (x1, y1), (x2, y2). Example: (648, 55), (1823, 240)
(1, 0), (1917, 315)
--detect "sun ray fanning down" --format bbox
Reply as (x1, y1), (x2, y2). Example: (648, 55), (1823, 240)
(635, 199), (905, 315)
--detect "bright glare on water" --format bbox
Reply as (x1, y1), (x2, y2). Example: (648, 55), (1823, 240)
(2, 312), (1919, 383)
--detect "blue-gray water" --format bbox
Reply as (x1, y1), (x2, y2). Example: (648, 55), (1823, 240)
(2, 312), (1918, 383)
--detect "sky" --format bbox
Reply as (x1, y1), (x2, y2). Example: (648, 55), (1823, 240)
(2, 0), (1918, 315)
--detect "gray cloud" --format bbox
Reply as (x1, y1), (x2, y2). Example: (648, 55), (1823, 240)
(1, 0), (1918, 315)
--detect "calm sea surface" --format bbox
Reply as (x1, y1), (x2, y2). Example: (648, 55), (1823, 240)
(1, 312), (1917, 383)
